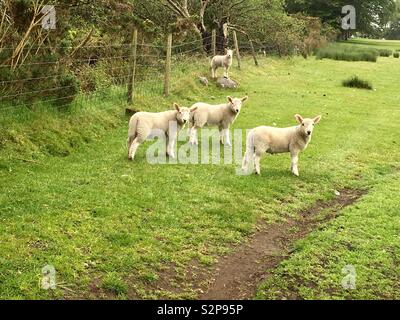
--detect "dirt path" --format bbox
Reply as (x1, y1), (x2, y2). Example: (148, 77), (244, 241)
(198, 188), (365, 300)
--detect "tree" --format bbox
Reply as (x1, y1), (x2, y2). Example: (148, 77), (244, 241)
(385, 0), (400, 39)
(285, 0), (397, 38)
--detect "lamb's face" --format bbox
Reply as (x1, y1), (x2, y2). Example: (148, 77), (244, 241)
(174, 104), (194, 125)
(226, 49), (234, 59)
(295, 114), (322, 137)
(227, 96), (248, 114)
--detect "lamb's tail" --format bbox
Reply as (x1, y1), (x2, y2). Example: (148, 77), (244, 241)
(242, 130), (255, 172)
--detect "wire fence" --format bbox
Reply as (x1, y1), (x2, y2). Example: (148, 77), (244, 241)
(0, 30), (270, 115)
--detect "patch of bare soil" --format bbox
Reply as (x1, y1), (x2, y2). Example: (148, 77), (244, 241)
(199, 188), (366, 300)
(90, 188), (365, 300)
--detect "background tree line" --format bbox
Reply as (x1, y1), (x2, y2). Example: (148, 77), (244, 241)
(0, 0), (399, 108)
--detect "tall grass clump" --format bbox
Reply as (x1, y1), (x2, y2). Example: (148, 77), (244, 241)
(316, 45), (378, 62)
(378, 49), (392, 57)
(393, 52), (399, 58)
(342, 76), (373, 90)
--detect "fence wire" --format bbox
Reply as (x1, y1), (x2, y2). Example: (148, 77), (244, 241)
(1, 32), (273, 114)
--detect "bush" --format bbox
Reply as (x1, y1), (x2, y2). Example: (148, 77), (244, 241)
(394, 52), (399, 58)
(54, 73), (80, 109)
(378, 49), (392, 57)
(342, 76), (373, 90)
(316, 45), (378, 62)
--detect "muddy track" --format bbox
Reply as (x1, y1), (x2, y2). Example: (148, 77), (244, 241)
(102, 188), (365, 300)
(198, 188), (366, 300)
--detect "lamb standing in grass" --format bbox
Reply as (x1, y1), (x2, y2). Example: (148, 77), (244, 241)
(242, 114), (322, 176)
(127, 103), (197, 161)
(189, 96), (248, 146)
(211, 49), (234, 79)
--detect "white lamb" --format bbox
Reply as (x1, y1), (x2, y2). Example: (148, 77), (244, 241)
(127, 103), (197, 161)
(211, 49), (234, 79)
(242, 114), (322, 176)
(189, 96), (248, 146)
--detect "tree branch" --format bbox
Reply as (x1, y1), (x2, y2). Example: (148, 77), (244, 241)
(165, 0), (187, 18)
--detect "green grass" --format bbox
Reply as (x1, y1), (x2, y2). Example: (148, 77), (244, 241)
(347, 38), (400, 51)
(256, 171), (400, 300)
(1, 40), (400, 299)
(342, 76), (373, 90)
(316, 43), (379, 62)
(378, 49), (393, 57)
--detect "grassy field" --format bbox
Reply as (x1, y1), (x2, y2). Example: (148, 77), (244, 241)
(347, 38), (400, 51)
(1, 40), (400, 299)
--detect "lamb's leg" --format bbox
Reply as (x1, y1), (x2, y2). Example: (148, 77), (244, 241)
(291, 151), (300, 176)
(242, 150), (252, 172)
(224, 66), (228, 78)
(189, 126), (199, 145)
(254, 152), (262, 175)
(224, 128), (232, 147)
(127, 136), (134, 157)
(241, 152), (248, 171)
(211, 67), (216, 79)
(166, 137), (170, 157)
(219, 126), (225, 145)
(128, 138), (141, 161)
(167, 137), (176, 158)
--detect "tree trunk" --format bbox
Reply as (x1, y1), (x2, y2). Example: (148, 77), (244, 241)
(215, 20), (228, 54)
(197, 23), (211, 54)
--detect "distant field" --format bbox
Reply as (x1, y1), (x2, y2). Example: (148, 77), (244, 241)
(1, 39), (400, 299)
(346, 38), (400, 51)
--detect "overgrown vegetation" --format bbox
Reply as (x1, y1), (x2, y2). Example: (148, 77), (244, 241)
(0, 0), (335, 112)
(285, 0), (397, 39)
(342, 76), (373, 90)
(378, 48), (393, 57)
(316, 45), (379, 62)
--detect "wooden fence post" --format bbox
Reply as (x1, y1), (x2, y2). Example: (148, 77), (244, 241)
(233, 30), (241, 70)
(249, 39), (259, 66)
(164, 33), (172, 97)
(127, 28), (138, 104)
(211, 29), (216, 56)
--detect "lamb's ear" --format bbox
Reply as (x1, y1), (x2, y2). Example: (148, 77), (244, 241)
(241, 96), (248, 102)
(190, 106), (198, 112)
(227, 96), (233, 103)
(313, 115), (322, 124)
(295, 114), (304, 124)
(173, 103), (180, 112)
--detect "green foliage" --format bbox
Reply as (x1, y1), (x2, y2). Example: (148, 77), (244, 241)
(54, 73), (81, 109)
(394, 52), (399, 58)
(285, 0), (397, 38)
(378, 49), (393, 57)
(0, 88), (124, 159)
(102, 273), (128, 296)
(316, 45), (378, 62)
(342, 76), (373, 90)
(384, 1), (400, 39)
